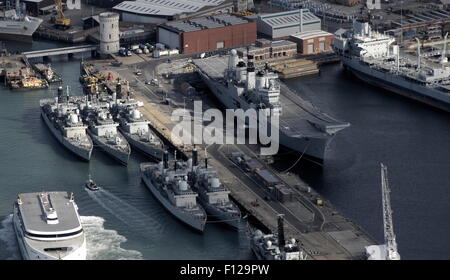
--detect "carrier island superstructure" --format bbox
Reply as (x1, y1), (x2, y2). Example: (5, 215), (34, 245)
(194, 51), (350, 163)
(333, 21), (450, 113)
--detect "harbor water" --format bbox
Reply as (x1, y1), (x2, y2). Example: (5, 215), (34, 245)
(0, 40), (448, 259)
(0, 40), (252, 260)
(285, 64), (450, 260)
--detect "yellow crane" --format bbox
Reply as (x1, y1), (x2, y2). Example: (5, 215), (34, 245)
(54, 0), (71, 30)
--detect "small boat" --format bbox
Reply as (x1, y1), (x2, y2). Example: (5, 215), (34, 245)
(85, 175), (99, 191)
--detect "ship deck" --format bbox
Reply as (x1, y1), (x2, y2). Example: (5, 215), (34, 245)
(193, 56), (350, 138)
(18, 192), (82, 234)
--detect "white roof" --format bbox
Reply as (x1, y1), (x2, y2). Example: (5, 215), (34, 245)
(291, 30), (333, 40)
(114, 0), (225, 17)
(258, 9), (320, 29)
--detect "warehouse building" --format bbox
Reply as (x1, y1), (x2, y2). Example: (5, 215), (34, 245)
(237, 38), (297, 61)
(158, 13), (256, 54)
(256, 9), (321, 40)
(289, 30), (334, 55)
(113, 0), (235, 24)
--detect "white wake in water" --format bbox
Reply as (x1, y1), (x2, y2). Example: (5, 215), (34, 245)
(86, 188), (165, 240)
(0, 215), (20, 260)
(81, 216), (143, 260)
(0, 215), (143, 260)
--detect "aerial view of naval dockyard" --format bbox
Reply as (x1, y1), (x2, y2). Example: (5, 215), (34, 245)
(0, 0), (448, 265)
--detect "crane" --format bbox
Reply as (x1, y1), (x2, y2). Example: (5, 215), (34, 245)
(380, 163), (401, 260)
(365, 163), (401, 260)
(54, 0), (70, 30)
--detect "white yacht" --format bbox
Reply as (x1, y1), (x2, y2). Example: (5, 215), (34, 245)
(13, 191), (87, 260)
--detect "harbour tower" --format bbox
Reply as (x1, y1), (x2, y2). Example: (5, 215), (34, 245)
(99, 12), (120, 55)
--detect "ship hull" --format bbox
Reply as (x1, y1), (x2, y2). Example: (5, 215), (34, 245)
(341, 57), (450, 113)
(0, 16), (43, 41)
(198, 198), (241, 230)
(141, 173), (206, 232)
(13, 205), (87, 260)
(87, 130), (130, 165)
(41, 108), (92, 161)
(119, 128), (163, 161)
(197, 70), (330, 162)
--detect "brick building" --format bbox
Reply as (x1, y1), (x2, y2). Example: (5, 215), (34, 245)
(237, 38), (297, 61)
(289, 30), (334, 55)
(157, 14), (256, 54)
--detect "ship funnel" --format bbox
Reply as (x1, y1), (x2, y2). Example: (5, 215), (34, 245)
(116, 83), (122, 99)
(57, 86), (63, 103)
(277, 214), (286, 250)
(163, 150), (169, 169)
(112, 91), (117, 103)
(174, 150), (178, 171)
(192, 148), (198, 167)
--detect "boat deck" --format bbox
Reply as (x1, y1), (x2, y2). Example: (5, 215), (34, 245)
(18, 192), (81, 234)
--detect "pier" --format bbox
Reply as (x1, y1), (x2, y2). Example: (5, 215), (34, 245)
(78, 56), (377, 260)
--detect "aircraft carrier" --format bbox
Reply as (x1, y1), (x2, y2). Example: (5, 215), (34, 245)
(193, 51), (350, 163)
(333, 21), (450, 113)
(0, 1), (43, 40)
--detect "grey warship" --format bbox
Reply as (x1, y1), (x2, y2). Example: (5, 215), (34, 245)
(193, 51), (350, 163)
(250, 215), (306, 260)
(189, 149), (241, 230)
(140, 151), (207, 232)
(83, 106), (130, 165)
(113, 98), (163, 161)
(40, 87), (93, 161)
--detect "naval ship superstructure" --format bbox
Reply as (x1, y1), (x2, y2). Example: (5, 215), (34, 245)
(333, 21), (450, 112)
(40, 87), (93, 161)
(250, 215), (306, 260)
(194, 51), (350, 163)
(82, 103), (131, 165)
(13, 191), (86, 260)
(188, 149), (241, 230)
(140, 151), (207, 232)
(0, 0), (43, 40)
(112, 98), (163, 161)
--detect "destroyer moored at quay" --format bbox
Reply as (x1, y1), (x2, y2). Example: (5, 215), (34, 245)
(13, 191), (86, 260)
(140, 151), (207, 232)
(333, 21), (450, 113)
(83, 105), (131, 165)
(189, 149), (242, 230)
(40, 87), (93, 161)
(193, 51), (350, 163)
(112, 98), (164, 161)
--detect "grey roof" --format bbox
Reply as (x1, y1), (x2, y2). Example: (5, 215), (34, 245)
(255, 169), (280, 184)
(394, 10), (450, 26)
(114, 0), (225, 17)
(18, 192), (82, 235)
(161, 14), (250, 33)
(258, 9), (320, 29)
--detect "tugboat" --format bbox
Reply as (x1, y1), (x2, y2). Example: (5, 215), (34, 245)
(85, 175), (99, 191)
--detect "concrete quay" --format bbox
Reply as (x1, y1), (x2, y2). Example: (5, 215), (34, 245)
(83, 57), (377, 260)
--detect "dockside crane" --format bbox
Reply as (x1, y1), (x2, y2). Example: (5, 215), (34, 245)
(53, 0), (71, 30)
(365, 163), (401, 260)
(380, 163), (401, 260)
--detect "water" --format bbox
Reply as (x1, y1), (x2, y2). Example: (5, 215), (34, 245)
(0, 40), (448, 260)
(284, 64), (450, 260)
(0, 40), (252, 260)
